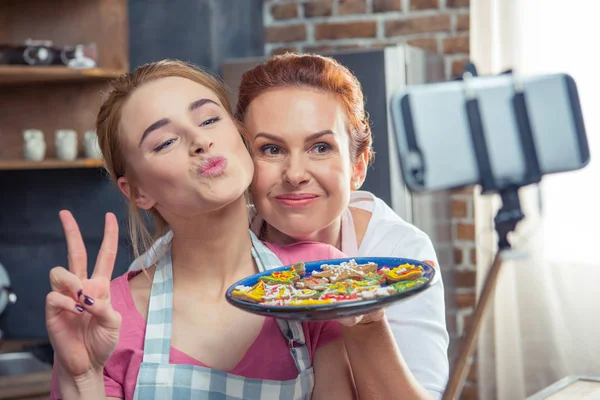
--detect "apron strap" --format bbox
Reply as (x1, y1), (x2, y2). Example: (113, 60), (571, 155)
(249, 231), (282, 272)
(275, 319), (312, 373)
(140, 230), (314, 372)
(141, 250), (174, 364)
(341, 207), (360, 257)
(249, 231), (312, 374)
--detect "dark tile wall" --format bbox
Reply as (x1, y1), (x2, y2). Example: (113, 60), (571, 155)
(128, 0), (264, 73)
(0, 168), (134, 339)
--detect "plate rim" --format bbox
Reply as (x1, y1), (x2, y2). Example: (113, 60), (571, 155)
(225, 256), (436, 316)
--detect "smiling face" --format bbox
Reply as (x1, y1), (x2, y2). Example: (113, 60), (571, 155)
(244, 87), (367, 241)
(116, 76), (254, 220)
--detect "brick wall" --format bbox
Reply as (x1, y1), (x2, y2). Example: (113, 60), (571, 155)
(264, 0), (470, 79)
(450, 187), (478, 399)
(263, 1), (478, 398)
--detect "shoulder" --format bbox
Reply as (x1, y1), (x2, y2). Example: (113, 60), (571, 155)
(265, 241), (348, 265)
(109, 272), (135, 308)
(110, 270), (149, 329)
(111, 270), (148, 304)
(351, 192), (437, 261)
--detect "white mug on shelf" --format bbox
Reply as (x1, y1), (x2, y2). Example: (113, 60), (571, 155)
(22, 129), (46, 161)
(55, 129), (78, 161)
(83, 130), (102, 159)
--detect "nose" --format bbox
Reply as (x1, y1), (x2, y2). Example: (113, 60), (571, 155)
(283, 154), (310, 187)
(189, 132), (214, 156)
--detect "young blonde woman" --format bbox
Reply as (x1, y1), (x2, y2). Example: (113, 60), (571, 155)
(47, 59), (431, 400)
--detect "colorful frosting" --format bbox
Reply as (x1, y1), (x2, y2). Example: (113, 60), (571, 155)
(231, 259), (429, 306)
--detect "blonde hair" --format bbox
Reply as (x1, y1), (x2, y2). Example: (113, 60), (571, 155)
(97, 59), (237, 261)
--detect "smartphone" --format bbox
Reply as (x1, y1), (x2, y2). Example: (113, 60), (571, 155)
(389, 72), (590, 193)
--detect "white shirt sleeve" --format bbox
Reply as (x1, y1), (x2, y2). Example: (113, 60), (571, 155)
(385, 234), (449, 399)
(349, 192), (449, 398)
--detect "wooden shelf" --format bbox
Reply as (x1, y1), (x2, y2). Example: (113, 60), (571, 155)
(0, 158), (104, 171)
(0, 66), (125, 86)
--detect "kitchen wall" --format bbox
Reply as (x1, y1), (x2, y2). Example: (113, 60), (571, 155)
(261, 0), (477, 397)
(128, 0), (264, 73)
(0, 168), (133, 338)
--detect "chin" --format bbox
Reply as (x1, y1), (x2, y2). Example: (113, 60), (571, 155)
(209, 191), (247, 209)
(277, 223), (322, 241)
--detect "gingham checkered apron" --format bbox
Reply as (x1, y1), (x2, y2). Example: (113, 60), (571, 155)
(133, 231), (314, 400)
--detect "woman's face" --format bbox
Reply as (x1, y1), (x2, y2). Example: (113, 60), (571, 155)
(117, 76), (254, 219)
(244, 87), (367, 241)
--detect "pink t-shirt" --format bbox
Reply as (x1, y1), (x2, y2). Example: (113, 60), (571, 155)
(51, 241), (346, 400)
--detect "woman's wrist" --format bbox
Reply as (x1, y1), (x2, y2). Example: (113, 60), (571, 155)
(340, 315), (433, 399)
(57, 362), (106, 400)
(73, 367), (105, 394)
(340, 315), (390, 340)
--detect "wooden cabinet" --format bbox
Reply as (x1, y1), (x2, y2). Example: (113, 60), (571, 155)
(0, 0), (128, 170)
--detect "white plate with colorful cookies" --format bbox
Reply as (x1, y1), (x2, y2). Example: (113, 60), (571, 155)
(225, 257), (436, 321)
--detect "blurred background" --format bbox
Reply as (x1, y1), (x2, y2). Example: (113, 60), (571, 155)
(0, 1), (597, 399)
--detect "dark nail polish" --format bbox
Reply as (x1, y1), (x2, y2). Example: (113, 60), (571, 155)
(83, 295), (95, 306)
(75, 304), (84, 312)
(77, 289), (83, 299)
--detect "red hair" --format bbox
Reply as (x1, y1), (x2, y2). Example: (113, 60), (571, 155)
(235, 53), (374, 164)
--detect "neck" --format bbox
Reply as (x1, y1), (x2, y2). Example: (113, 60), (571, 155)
(264, 217), (343, 250)
(167, 196), (255, 297)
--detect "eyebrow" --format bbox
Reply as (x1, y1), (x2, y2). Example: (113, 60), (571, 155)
(253, 130), (334, 143)
(138, 98), (219, 147)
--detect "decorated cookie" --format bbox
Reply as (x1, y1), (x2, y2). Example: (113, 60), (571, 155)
(259, 262), (306, 284)
(312, 260), (378, 283)
(362, 270), (387, 285)
(391, 277), (429, 293)
(232, 281), (267, 303)
(296, 276), (329, 290)
(262, 284), (294, 302)
(381, 263), (424, 284)
(360, 286), (397, 300)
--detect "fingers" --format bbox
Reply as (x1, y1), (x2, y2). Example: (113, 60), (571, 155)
(46, 291), (85, 320)
(45, 290), (121, 333)
(78, 293), (122, 330)
(423, 259), (436, 268)
(49, 266), (83, 300)
(337, 309), (386, 327)
(59, 210), (88, 280)
(338, 315), (362, 327)
(91, 213), (119, 280)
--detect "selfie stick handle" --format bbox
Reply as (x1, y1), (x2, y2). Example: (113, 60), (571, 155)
(443, 193), (523, 400)
(442, 63), (540, 400)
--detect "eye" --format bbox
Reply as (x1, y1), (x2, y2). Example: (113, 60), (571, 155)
(200, 116), (221, 127)
(260, 144), (283, 156)
(311, 142), (332, 154)
(153, 138), (177, 152)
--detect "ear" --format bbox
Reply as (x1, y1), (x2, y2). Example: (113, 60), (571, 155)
(117, 176), (156, 210)
(351, 152), (368, 191)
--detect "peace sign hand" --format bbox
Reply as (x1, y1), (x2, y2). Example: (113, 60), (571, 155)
(45, 210), (122, 379)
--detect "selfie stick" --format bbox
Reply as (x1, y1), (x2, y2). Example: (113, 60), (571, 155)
(442, 64), (541, 400)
